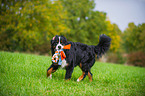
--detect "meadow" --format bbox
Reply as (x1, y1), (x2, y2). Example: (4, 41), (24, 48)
(0, 51), (145, 96)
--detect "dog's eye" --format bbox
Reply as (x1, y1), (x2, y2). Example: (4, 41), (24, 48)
(61, 40), (62, 43)
(53, 46), (55, 48)
(57, 40), (58, 43)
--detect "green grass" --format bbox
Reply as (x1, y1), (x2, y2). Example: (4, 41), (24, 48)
(0, 51), (145, 96)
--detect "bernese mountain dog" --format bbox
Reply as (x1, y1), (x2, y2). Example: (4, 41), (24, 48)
(47, 34), (111, 82)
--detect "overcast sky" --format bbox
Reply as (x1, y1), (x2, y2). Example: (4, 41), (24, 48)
(94, 0), (145, 31)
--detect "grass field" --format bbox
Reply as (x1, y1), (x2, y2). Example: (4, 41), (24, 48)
(0, 51), (145, 96)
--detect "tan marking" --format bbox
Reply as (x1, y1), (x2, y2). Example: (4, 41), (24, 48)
(66, 63), (69, 67)
(65, 78), (71, 82)
(79, 63), (82, 69)
(52, 70), (56, 72)
(53, 63), (58, 65)
(47, 67), (53, 77)
(88, 72), (93, 82)
(77, 72), (85, 82)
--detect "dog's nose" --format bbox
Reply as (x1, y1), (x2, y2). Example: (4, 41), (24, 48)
(58, 46), (61, 49)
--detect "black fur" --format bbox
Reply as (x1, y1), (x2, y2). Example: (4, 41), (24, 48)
(47, 34), (111, 81)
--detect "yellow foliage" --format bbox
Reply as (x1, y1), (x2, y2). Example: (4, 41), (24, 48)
(30, 24), (32, 27)
(105, 19), (121, 52)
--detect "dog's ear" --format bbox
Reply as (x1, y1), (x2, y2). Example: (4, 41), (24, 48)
(50, 40), (55, 56)
(61, 35), (67, 44)
(51, 36), (57, 56)
(51, 35), (59, 44)
(55, 35), (59, 40)
(50, 36), (56, 46)
(51, 40), (54, 45)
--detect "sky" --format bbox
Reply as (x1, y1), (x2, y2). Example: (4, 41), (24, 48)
(94, 0), (145, 31)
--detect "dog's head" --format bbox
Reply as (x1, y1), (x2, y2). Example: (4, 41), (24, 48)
(51, 35), (68, 54)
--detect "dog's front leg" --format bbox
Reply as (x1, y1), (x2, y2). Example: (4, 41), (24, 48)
(47, 64), (59, 79)
(65, 66), (74, 80)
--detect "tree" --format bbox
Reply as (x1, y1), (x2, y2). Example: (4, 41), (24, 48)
(60, 0), (95, 42)
(60, 0), (121, 52)
(105, 20), (121, 52)
(0, 0), (69, 52)
(0, 0), (122, 54)
(123, 22), (145, 53)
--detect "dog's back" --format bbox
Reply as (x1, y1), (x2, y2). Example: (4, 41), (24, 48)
(47, 34), (111, 82)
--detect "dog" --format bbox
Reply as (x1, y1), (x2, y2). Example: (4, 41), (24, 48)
(47, 34), (111, 82)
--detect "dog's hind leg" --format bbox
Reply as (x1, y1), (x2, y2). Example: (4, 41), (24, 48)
(88, 71), (93, 82)
(77, 71), (88, 82)
(77, 63), (88, 82)
(77, 63), (93, 82)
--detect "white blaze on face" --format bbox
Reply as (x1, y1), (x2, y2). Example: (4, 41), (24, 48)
(56, 37), (64, 50)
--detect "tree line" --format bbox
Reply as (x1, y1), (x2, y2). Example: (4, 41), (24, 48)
(0, 0), (120, 54)
(0, 0), (145, 66)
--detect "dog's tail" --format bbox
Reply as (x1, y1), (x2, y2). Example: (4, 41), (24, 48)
(94, 34), (111, 58)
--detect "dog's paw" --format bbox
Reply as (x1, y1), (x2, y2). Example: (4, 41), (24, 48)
(48, 74), (52, 79)
(77, 78), (80, 82)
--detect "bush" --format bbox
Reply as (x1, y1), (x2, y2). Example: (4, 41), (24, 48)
(34, 42), (51, 55)
(106, 53), (118, 63)
(127, 51), (145, 67)
(106, 52), (126, 64)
